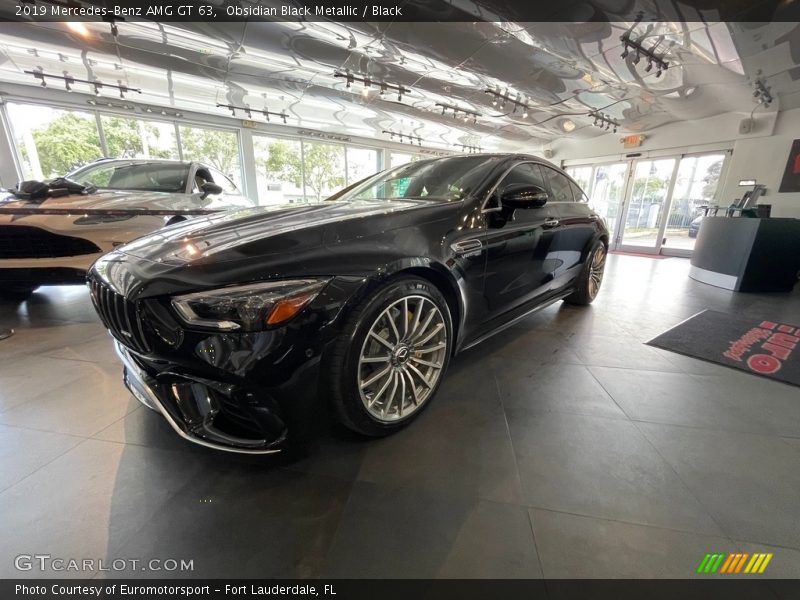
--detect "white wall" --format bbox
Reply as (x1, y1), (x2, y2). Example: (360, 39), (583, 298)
(552, 107), (800, 218)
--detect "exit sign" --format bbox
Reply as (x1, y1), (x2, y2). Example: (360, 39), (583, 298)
(622, 134), (645, 148)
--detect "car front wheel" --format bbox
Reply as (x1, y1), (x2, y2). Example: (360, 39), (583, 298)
(328, 276), (452, 437)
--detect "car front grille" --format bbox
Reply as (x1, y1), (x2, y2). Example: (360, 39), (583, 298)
(0, 226), (101, 258)
(89, 278), (151, 354)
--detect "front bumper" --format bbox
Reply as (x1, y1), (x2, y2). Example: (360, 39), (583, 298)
(116, 342), (285, 454)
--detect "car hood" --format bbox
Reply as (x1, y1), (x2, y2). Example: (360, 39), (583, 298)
(117, 199), (452, 265)
(0, 189), (204, 211)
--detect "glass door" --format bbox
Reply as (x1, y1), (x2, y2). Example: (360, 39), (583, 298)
(661, 153), (728, 255)
(617, 158), (677, 252)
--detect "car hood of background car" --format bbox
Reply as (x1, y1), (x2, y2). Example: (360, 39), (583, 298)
(117, 199), (457, 266)
(0, 189), (226, 212)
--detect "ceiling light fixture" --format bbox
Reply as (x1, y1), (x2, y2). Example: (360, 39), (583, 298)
(484, 87), (531, 117)
(455, 143), (482, 154)
(382, 129), (423, 146)
(66, 22), (90, 38)
(334, 71), (410, 102)
(434, 102), (481, 124)
(24, 70), (141, 97)
(620, 18), (669, 77)
(753, 78), (773, 107)
(216, 103), (289, 124)
(589, 110), (619, 134)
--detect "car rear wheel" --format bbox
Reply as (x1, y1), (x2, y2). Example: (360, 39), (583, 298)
(563, 241), (606, 306)
(328, 276), (452, 437)
(0, 285), (38, 302)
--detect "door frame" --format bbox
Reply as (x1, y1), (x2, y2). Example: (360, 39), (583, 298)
(565, 150), (732, 257)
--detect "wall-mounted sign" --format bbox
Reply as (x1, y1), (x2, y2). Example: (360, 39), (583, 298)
(778, 139), (800, 193)
(621, 134), (645, 148)
(241, 120), (259, 129)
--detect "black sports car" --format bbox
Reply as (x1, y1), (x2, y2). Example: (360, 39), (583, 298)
(88, 154), (608, 453)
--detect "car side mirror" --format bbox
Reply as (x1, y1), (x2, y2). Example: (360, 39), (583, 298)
(500, 183), (548, 209)
(200, 181), (223, 199)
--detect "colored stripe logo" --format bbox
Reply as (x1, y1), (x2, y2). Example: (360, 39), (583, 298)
(696, 552), (773, 574)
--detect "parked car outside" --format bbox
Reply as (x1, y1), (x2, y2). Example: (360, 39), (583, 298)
(0, 159), (254, 300)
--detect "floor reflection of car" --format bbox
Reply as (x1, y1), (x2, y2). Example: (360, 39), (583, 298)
(0, 159), (254, 300)
(89, 154), (609, 453)
(688, 215), (703, 238)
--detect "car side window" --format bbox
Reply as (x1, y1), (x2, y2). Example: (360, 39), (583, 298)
(541, 166), (575, 203)
(500, 162), (547, 191)
(208, 167), (239, 194)
(569, 180), (589, 203)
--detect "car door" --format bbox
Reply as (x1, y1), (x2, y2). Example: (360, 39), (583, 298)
(481, 162), (562, 320)
(545, 169), (599, 289)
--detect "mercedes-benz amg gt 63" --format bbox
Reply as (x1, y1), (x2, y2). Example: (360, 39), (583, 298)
(88, 154), (608, 454)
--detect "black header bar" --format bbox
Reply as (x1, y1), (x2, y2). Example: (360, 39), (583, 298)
(1, 0), (798, 23)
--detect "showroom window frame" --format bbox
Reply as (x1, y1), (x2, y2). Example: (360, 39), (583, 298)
(0, 92), (449, 204)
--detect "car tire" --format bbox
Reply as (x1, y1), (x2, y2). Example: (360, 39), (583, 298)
(563, 240), (606, 306)
(0, 285), (38, 302)
(328, 276), (452, 437)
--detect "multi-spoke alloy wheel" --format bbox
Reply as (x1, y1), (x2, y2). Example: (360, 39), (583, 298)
(588, 245), (606, 300)
(358, 295), (448, 422)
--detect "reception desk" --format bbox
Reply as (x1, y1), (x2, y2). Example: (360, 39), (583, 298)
(689, 217), (800, 292)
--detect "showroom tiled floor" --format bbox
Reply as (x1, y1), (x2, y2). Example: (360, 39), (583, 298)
(1, 254), (799, 579)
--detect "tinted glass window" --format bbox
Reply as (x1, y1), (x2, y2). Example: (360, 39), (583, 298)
(569, 180), (589, 203)
(208, 167), (239, 194)
(70, 161), (189, 193)
(501, 162), (547, 190)
(337, 155), (502, 203)
(542, 166), (574, 202)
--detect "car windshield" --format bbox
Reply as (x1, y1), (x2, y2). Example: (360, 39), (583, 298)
(331, 155), (502, 203)
(69, 162), (189, 193)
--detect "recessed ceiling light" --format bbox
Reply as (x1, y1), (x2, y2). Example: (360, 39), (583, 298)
(562, 119), (576, 132)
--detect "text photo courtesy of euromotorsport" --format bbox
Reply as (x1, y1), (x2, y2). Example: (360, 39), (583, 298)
(15, 584), (330, 597)
(21, 3), (404, 19)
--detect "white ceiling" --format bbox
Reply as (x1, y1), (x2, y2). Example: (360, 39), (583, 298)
(0, 17), (797, 152)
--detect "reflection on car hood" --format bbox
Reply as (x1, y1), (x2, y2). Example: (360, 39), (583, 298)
(0, 189), (207, 211)
(118, 199), (442, 264)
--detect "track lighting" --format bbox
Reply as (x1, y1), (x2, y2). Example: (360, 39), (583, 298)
(753, 78), (773, 107)
(434, 102), (481, 124)
(455, 143), (482, 154)
(24, 70), (141, 97)
(335, 71), (410, 102)
(216, 103), (289, 124)
(382, 130), (423, 146)
(589, 111), (619, 133)
(484, 88), (531, 117)
(620, 19), (670, 77)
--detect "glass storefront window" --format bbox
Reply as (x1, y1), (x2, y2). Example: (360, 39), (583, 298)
(252, 135), (304, 205)
(565, 165), (593, 195)
(100, 116), (178, 159)
(179, 125), (242, 187)
(7, 103), (102, 179)
(390, 152), (421, 168)
(346, 147), (380, 185)
(302, 141), (345, 202)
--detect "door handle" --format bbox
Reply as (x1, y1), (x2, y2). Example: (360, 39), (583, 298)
(451, 239), (483, 256)
(543, 218), (560, 228)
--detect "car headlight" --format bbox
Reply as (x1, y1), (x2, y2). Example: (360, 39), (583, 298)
(171, 279), (330, 332)
(73, 214), (136, 225)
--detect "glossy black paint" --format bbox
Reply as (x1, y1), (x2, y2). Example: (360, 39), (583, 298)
(89, 154), (608, 452)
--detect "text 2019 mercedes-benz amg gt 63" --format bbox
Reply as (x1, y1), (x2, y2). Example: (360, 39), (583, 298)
(88, 154), (608, 454)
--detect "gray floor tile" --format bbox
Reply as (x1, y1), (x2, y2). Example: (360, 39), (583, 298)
(639, 423), (800, 549)
(322, 482), (541, 578)
(110, 467), (353, 578)
(0, 439), (206, 578)
(571, 333), (683, 372)
(590, 366), (800, 437)
(495, 362), (626, 420)
(510, 412), (724, 535)
(0, 424), (84, 492)
(530, 508), (731, 578)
